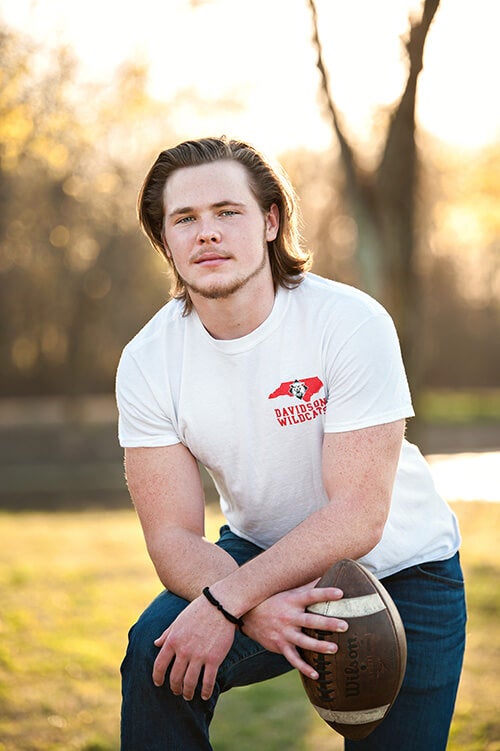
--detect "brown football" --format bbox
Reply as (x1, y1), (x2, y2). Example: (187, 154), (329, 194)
(300, 559), (407, 740)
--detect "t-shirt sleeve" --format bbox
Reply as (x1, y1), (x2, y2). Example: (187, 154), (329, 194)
(323, 313), (415, 433)
(115, 348), (181, 448)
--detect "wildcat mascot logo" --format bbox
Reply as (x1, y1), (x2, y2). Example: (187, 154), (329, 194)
(268, 377), (326, 427)
(268, 377), (323, 403)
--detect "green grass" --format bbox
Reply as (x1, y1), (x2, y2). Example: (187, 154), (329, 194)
(419, 389), (500, 423)
(0, 502), (498, 750)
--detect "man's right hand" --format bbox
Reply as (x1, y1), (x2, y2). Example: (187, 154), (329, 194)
(152, 593), (237, 701)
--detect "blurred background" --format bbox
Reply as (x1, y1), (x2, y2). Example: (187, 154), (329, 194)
(1, 0), (499, 509)
(0, 3), (499, 750)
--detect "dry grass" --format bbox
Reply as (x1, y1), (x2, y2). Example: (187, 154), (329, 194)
(0, 501), (498, 750)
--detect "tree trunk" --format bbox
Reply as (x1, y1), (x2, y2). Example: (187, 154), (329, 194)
(307, 0), (440, 398)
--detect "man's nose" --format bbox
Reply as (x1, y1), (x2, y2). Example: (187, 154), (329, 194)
(197, 219), (221, 243)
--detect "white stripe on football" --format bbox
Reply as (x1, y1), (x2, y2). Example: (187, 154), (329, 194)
(307, 592), (385, 618)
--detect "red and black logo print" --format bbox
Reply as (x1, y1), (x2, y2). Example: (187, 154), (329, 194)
(268, 377), (326, 427)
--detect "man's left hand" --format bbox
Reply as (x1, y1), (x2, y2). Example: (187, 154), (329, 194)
(242, 582), (347, 679)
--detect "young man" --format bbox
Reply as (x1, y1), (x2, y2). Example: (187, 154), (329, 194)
(116, 137), (466, 750)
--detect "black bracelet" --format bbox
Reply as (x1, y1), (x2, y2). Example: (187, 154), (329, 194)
(202, 587), (245, 631)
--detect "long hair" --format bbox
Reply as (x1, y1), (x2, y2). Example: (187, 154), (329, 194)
(137, 136), (312, 312)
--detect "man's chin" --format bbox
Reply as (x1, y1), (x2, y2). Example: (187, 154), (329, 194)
(183, 249), (269, 302)
(185, 270), (257, 301)
(187, 281), (243, 301)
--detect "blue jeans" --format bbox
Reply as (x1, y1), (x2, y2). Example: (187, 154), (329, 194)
(121, 526), (466, 750)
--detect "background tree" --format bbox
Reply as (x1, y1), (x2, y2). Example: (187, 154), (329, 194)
(307, 0), (440, 397)
(0, 25), (173, 398)
(0, 18), (249, 399)
(0, 6), (498, 400)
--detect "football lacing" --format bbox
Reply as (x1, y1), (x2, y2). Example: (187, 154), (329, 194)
(312, 632), (336, 702)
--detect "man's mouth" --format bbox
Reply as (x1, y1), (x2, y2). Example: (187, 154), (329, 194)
(194, 253), (230, 266)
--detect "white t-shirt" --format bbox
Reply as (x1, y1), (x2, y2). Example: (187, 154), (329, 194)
(116, 273), (460, 579)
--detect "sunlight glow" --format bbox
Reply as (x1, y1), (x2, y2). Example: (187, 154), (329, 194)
(427, 452), (500, 503)
(1, 0), (498, 157)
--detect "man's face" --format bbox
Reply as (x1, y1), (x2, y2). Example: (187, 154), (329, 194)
(162, 160), (279, 302)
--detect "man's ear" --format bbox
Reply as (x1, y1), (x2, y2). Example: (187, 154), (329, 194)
(265, 204), (280, 243)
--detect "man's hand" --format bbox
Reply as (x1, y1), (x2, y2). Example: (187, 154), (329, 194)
(242, 582), (347, 680)
(152, 595), (236, 701)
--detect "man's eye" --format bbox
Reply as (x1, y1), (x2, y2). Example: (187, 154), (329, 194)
(176, 216), (195, 224)
(220, 210), (238, 217)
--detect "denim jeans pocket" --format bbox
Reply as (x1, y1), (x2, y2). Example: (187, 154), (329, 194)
(415, 555), (464, 589)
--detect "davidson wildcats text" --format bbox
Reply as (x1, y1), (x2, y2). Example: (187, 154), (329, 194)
(273, 398), (327, 427)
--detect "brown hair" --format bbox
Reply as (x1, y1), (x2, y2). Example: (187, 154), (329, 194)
(137, 136), (311, 312)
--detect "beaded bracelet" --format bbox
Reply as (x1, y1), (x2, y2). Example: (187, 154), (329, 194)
(202, 587), (245, 632)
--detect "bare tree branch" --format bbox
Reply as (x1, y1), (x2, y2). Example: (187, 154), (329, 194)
(307, 0), (360, 196)
(378, 0), (440, 192)
(305, 0), (441, 400)
(307, 0), (384, 295)
(376, 0), (441, 330)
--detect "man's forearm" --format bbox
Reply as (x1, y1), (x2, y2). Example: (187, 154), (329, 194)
(124, 445), (240, 602)
(209, 421), (403, 618)
(146, 526), (239, 601)
(208, 499), (378, 618)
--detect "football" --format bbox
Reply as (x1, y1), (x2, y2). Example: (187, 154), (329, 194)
(300, 559), (407, 740)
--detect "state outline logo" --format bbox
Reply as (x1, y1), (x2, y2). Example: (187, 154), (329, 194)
(268, 376), (327, 427)
(268, 376), (324, 403)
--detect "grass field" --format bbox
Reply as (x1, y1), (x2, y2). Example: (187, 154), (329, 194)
(0, 501), (498, 751)
(418, 389), (500, 423)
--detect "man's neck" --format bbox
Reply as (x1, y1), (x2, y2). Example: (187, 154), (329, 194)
(191, 282), (276, 340)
